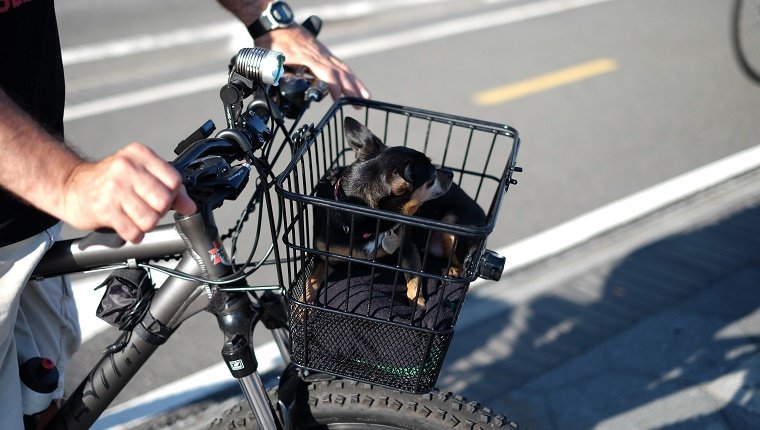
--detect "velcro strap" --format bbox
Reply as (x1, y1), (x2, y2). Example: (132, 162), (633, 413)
(134, 312), (173, 345)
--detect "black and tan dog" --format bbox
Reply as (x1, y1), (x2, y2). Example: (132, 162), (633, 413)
(306, 117), (484, 308)
(413, 174), (487, 279)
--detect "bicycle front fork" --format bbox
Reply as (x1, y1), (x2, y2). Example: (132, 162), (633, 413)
(214, 292), (283, 430)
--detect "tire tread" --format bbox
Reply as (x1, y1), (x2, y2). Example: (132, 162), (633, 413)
(208, 378), (519, 430)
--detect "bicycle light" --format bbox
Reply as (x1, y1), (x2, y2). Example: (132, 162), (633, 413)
(232, 47), (285, 86)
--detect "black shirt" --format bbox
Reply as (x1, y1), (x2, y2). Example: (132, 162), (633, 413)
(0, 0), (65, 246)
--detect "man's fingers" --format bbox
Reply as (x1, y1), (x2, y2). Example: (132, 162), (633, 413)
(123, 142), (197, 215)
(121, 190), (161, 234)
(111, 206), (146, 244)
(132, 174), (174, 214)
(264, 27), (370, 100)
(123, 143), (183, 191)
(173, 185), (197, 216)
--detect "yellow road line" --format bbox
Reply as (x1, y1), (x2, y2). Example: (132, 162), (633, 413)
(473, 58), (619, 106)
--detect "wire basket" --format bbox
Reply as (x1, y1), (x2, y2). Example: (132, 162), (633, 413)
(275, 97), (520, 393)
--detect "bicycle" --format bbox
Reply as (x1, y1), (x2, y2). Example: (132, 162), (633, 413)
(732, 0), (760, 84)
(31, 41), (522, 429)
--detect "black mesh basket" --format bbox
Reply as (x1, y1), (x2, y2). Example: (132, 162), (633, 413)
(275, 97), (520, 393)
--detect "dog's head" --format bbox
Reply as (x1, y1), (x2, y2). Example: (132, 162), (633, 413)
(340, 117), (453, 214)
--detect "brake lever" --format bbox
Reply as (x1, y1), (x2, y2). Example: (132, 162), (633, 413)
(172, 138), (242, 173)
(181, 155), (251, 223)
(175, 120), (216, 155)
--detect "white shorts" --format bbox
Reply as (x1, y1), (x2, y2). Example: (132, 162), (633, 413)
(0, 223), (81, 427)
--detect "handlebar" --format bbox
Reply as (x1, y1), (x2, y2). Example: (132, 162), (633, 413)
(79, 45), (326, 250)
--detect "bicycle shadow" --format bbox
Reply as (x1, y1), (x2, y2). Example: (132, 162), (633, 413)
(438, 202), (760, 429)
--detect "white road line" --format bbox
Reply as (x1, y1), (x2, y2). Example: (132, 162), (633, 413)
(329, 0), (615, 58)
(61, 0), (453, 66)
(62, 23), (239, 66)
(82, 142), (760, 429)
(63, 0), (617, 122)
(487, 142), (760, 280)
(63, 73), (227, 122)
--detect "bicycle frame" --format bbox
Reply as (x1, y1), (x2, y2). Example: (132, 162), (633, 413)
(24, 44), (332, 429)
(33, 212), (286, 429)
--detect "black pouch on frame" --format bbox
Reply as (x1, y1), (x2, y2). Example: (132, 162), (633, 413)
(95, 267), (154, 330)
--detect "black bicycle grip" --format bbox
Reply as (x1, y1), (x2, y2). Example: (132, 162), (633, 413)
(78, 228), (126, 250)
(302, 15), (322, 37)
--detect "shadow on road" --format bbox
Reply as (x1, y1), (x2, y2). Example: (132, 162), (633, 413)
(440, 203), (760, 429)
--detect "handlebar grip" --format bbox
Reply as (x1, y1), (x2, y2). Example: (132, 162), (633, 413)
(302, 15), (322, 36)
(78, 228), (127, 250)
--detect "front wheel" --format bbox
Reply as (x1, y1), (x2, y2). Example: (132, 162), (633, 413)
(208, 378), (519, 430)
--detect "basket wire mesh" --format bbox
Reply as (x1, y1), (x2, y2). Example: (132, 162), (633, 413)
(274, 97), (520, 393)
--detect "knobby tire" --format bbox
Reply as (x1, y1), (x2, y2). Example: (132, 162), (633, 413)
(208, 378), (519, 430)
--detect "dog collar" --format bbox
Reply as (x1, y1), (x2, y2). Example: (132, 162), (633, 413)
(331, 176), (402, 252)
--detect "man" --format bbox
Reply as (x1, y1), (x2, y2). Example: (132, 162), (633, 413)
(0, 0), (369, 427)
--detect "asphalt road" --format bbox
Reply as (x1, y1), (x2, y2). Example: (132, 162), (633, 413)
(55, 0), (760, 425)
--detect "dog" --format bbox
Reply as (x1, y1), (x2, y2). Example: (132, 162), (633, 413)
(413, 177), (487, 279)
(306, 117), (455, 308)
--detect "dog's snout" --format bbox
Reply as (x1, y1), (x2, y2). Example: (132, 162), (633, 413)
(437, 169), (454, 189)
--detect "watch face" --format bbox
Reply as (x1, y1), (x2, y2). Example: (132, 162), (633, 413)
(270, 2), (295, 25)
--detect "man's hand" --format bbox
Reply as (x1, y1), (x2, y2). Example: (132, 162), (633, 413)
(255, 25), (371, 101)
(61, 143), (196, 243)
(216, 0), (370, 100)
(0, 90), (197, 244)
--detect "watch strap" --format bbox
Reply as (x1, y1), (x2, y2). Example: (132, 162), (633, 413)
(247, 18), (274, 39)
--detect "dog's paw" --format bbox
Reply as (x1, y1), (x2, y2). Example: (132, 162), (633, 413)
(414, 296), (427, 309)
(303, 276), (321, 304)
(447, 266), (462, 278)
(406, 278), (426, 309)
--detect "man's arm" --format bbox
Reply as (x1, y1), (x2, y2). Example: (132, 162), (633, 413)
(216, 0), (370, 100)
(0, 89), (196, 243)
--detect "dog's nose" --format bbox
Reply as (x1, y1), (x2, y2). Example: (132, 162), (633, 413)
(436, 169), (454, 192)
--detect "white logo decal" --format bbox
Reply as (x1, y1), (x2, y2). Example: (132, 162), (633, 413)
(229, 359), (245, 371)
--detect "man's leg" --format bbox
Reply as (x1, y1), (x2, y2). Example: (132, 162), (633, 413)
(17, 273), (81, 399)
(0, 224), (80, 428)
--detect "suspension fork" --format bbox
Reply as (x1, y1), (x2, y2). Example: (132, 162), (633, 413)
(213, 292), (282, 430)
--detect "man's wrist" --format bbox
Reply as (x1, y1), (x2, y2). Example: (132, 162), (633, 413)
(247, 1), (295, 39)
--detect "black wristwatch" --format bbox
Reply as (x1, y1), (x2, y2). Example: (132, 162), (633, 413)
(247, 1), (295, 39)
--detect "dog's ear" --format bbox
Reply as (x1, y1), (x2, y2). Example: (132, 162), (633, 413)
(390, 172), (411, 196)
(390, 161), (413, 196)
(344, 117), (385, 161)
